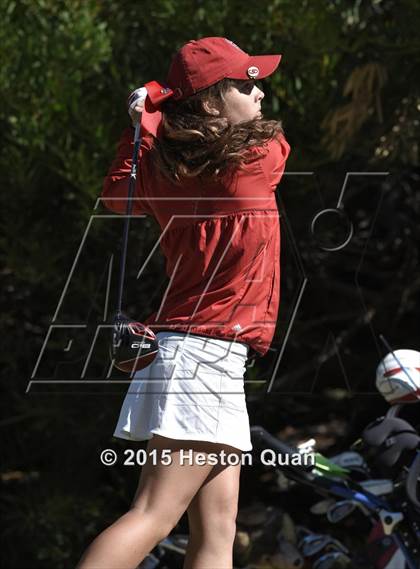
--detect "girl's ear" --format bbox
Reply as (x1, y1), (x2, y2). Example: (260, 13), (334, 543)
(202, 100), (221, 116)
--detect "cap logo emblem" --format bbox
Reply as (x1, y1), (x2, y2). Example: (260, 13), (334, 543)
(247, 66), (259, 78)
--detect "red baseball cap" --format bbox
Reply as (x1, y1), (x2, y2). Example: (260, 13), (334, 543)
(166, 37), (282, 100)
(141, 38), (281, 135)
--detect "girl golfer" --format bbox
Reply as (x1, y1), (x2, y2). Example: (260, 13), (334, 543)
(77, 36), (290, 569)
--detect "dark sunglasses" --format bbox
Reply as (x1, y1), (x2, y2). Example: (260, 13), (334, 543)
(235, 79), (263, 95)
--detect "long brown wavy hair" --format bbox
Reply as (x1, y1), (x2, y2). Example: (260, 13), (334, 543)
(150, 78), (283, 185)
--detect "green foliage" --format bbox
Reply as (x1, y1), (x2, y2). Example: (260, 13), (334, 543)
(2, 474), (122, 568)
(0, 0), (111, 173)
(0, 0), (112, 294)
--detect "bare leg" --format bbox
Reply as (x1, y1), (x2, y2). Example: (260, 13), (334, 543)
(183, 447), (242, 569)
(76, 436), (234, 569)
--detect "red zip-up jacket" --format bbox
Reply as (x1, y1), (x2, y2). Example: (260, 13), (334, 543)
(102, 111), (290, 356)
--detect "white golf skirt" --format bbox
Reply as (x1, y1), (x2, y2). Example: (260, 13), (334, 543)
(113, 331), (252, 452)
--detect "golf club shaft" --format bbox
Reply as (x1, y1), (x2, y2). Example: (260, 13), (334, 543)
(116, 121), (142, 314)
